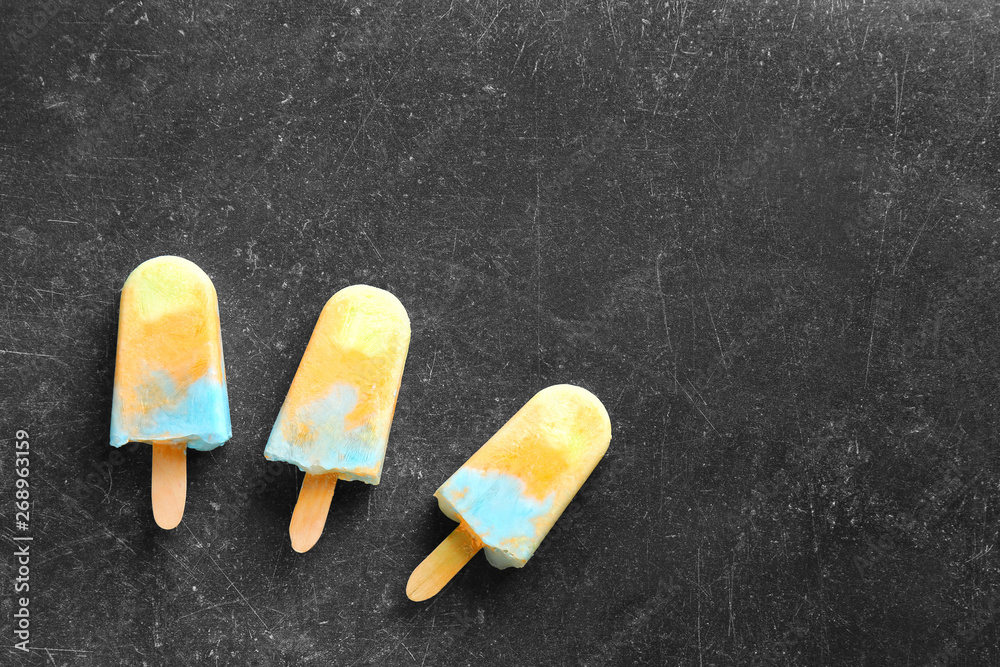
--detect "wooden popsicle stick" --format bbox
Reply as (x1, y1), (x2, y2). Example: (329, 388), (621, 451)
(151, 442), (187, 530)
(289, 473), (338, 553)
(406, 524), (483, 601)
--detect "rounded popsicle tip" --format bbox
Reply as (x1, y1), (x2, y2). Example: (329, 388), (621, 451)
(326, 284), (410, 326)
(120, 256), (220, 325)
(124, 255), (217, 291)
(532, 384), (612, 451)
(315, 284), (410, 359)
(534, 383), (609, 413)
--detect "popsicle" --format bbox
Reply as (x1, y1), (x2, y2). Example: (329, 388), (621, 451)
(264, 285), (410, 553)
(110, 256), (232, 530)
(406, 384), (611, 601)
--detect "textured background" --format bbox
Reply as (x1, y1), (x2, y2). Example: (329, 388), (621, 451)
(2, 0), (1000, 664)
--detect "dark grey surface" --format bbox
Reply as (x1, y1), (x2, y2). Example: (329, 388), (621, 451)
(2, 0), (1000, 664)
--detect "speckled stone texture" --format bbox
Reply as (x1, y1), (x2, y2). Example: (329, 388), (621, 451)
(1, 0), (998, 664)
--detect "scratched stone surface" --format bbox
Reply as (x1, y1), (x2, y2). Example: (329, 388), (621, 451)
(1, 0), (999, 665)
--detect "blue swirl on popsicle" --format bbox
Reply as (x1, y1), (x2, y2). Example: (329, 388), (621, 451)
(264, 382), (384, 480)
(436, 467), (556, 567)
(111, 369), (231, 451)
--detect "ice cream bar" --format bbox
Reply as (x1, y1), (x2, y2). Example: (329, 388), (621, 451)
(264, 284), (410, 552)
(406, 384), (611, 601)
(110, 256), (232, 529)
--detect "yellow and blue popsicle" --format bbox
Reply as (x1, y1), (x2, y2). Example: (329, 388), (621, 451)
(265, 285), (410, 552)
(110, 256), (232, 528)
(407, 384), (611, 600)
